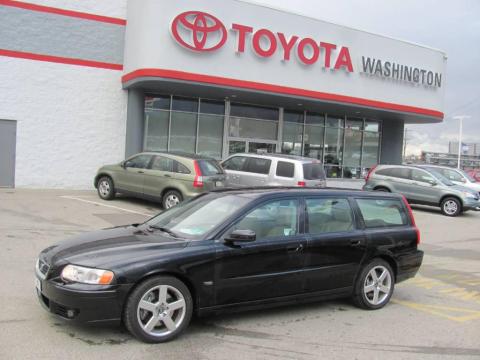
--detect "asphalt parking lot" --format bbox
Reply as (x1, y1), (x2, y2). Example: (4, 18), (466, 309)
(0, 189), (479, 359)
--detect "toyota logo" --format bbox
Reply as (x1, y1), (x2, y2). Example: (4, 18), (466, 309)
(171, 11), (227, 52)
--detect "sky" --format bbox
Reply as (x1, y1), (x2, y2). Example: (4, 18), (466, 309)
(245, 0), (480, 155)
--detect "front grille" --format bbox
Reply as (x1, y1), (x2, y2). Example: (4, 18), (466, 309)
(37, 258), (50, 279)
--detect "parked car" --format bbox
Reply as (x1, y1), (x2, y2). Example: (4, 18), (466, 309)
(221, 153), (326, 188)
(35, 187), (422, 343)
(418, 165), (480, 194)
(363, 164), (480, 216)
(94, 152), (226, 209)
(467, 169), (480, 182)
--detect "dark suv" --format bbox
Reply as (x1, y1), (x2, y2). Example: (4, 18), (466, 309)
(35, 188), (422, 343)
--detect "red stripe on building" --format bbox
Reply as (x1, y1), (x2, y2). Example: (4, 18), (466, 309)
(122, 68), (444, 119)
(0, 49), (123, 70)
(0, 0), (126, 25)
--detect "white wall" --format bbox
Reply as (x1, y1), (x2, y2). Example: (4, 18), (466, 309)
(0, 56), (127, 188)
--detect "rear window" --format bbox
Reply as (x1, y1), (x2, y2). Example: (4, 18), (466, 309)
(302, 163), (326, 180)
(356, 198), (408, 228)
(245, 157), (272, 175)
(197, 160), (224, 176)
(276, 161), (295, 178)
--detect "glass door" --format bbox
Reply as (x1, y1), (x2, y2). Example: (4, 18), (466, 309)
(228, 139), (277, 156)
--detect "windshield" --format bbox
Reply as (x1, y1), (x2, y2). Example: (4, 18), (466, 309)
(145, 194), (251, 239)
(303, 163), (326, 180)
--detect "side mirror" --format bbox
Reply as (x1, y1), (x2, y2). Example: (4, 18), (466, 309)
(224, 229), (256, 243)
(120, 161), (127, 169)
(460, 178), (467, 183)
(429, 180), (437, 186)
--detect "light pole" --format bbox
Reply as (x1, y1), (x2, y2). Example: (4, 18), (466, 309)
(453, 115), (470, 169)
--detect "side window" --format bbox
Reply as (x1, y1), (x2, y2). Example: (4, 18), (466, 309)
(124, 155), (152, 169)
(306, 198), (354, 234)
(222, 156), (247, 171)
(356, 198), (407, 228)
(150, 156), (173, 172)
(245, 157), (272, 175)
(390, 167), (411, 179)
(229, 199), (298, 240)
(375, 168), (393, 177)
(411, 169), (435, 183)
(276, 161), (295, 178)
(443, 169), (463, 182)
(174, 161), (191, 174)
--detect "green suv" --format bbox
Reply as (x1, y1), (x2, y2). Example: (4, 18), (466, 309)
(94, 152), (226, 209)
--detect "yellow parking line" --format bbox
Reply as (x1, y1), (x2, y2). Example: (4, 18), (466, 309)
(392, 299), (480, 323)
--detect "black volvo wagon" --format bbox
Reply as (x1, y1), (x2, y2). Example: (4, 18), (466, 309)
(35, 188), (423, 342)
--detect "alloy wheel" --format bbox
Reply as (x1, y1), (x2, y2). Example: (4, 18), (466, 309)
(443, 200), (458, 216)
(137, 285), (186, 338)
(165, 194), (180, 209)
(363, 265), (392, 306)
(98, 180), (110, 197)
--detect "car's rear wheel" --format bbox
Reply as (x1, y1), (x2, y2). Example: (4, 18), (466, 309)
(124, 276), (193, 343)
(97, 176), (115, 200)
(353, 259), (394, 310)
(162, 190), (183, 209)
(441, 197), (461, 217)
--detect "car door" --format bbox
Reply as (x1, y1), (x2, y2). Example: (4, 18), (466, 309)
(303, 196), (366, 292)
(408, 169), (440, 204)
(142, 155), (175, 199)
(115, 154), (152, 195)
(386, 167), (413, 197)
(214, 197), (306, 305)
(221, 156), (248, 187)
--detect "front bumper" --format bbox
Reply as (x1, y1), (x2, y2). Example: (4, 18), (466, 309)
(396, 250), (424, 283)
(463, 197), (480, 211)
(35, 276), (132, 324)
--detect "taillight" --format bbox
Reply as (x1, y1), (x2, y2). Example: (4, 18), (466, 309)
(193, 161), (204, 188)
(365, 165), (377, 183)
(297, 181), (306, 187)
(401, 195), (420, 245)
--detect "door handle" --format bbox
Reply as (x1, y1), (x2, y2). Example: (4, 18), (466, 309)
(287, 244), (304, 252)
(137, 171), (144, 174)
(164, 174), (171, 178)
(349, 239), (361, 247)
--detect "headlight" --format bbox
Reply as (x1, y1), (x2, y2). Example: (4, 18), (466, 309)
(61, 264), (114, 285)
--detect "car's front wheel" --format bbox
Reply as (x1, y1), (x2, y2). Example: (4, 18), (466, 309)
(97, 176), (115, 200)
(124, 276), (193, 343)
(440, 197), (461, 217)
(353, 259), (394, 310)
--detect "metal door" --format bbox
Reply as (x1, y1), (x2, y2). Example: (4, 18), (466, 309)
(0, 120), (16, 188)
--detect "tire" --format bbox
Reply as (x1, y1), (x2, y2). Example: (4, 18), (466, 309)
(352, 259), (394, 310)
(373, 187), (390, 192)
(440, 197), (461, 217)
(124, 276), (193, 343)
(96, 176), (115, 200)
(162, 190), (183, 210)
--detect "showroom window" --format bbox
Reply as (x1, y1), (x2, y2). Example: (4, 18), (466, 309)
(280, 110), (381, 178)
(144, 95), (225, 159)
(229, 103), (279, 140)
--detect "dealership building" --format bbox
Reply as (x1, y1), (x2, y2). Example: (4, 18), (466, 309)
(0, 0), (446, 188)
